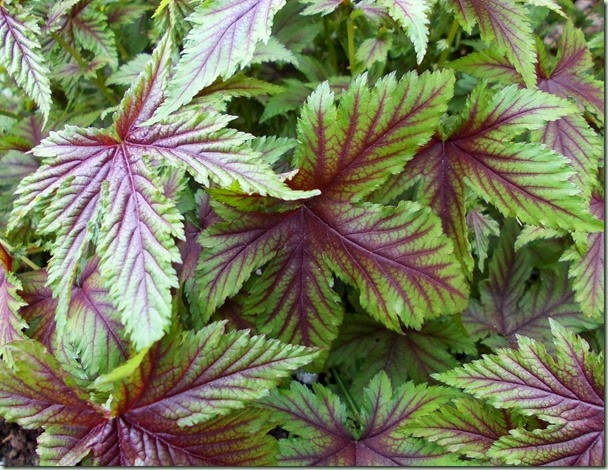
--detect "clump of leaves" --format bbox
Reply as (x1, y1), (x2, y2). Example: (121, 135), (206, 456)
(0, 0), (604, 466)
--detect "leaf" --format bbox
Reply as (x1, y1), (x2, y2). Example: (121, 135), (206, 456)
(155, 0), (288, 119)
(0, 265), (27, 347)
(465, 202), (499, 272)
(259, 372), (460, 465)
(375, 0), (431, 64)
(10, 35), (314, 351)
(18, 261), (129, 377)
(435, 321), (604, 466)
(251, 36), (298, 65)
(299, 0), (343, 16)
(462, 220), (596, 346)
(563, 192), (604, 320)
(329, 314), (475, 389)
(445, 0), (537, 87)
(0, 4), (52, 121)
(199, 71), (468, 350)
(0, 323), (317, 465)
(356, 37), (391, 68)
(390, 82), (600, 272)
(537, 22), (604, 119)
(409, 397), (518, 461)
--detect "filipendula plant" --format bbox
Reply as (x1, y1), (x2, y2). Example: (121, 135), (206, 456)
(0, 0), (603, 466)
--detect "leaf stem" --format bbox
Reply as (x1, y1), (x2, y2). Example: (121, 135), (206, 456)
(0, 238), (41, 271)
(0, 108), (20, 120)
(331, 368), (361, 421)
(346, 15), (357, 75)
(50, 32), (118, 105)
(437, 18), (460, 67)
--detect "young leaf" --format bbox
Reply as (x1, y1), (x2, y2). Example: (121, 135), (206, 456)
(445, 0), (536, 87)
(390, 83), (600, 272)
(465, 202), (499, 272)
(155, 0), (288, 119)
(0, 323), (317, 465)
(0, 4), (52, 121)
(0, 265), (27, 347)
(199, 71), (468, 350)
(259, 372), (460, 465)
(10, 35), (313, 350)
(436, 321), (604, 466)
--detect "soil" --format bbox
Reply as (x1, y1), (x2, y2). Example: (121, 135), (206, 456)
(0, 418), (40, 466)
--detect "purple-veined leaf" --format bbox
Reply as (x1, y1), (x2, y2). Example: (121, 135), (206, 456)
(154, 0), (288, 119)
(451, 26), (603, 200)
(436, 321), (604, 466)
(563, 192), (604, 320)
(0, 4), (52, 121)
(259, 372), (460, 465)
(329, 314), (476, 390)
(356, 37), (391, 68)
(536, 22), (604, 119)
(389, 82), (600, 272)
(0, 264), (27, 347)
(463, 220), (596, 347)
(375, 0), (430, 64)
(10, 35), (315, 350)
(199, 72), (467, 348)
(0, 323), (317, 465)
(354, 0), (391, 23)
(409, 397), (519, 462)
(18, 261), (128, 377)
(445, 0), (536, 87)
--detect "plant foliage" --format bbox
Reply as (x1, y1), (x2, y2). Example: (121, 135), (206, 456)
(0, 0), (603, 466)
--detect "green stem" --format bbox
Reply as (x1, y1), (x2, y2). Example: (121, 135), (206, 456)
(331, 368), (361, 421)
(0, 108), (20, 120)
(50, 32), (118, 105)
(437, 18), (460, 67)
(346, 15), (357, 75)
(0, 238), (41, 271)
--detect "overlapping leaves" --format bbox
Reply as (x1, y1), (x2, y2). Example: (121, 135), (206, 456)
(436, 321), (604, 466)
(380, 81), (601, 272)
(198, 71), (468, 351)
(0, 322), (317, 465)
(258, 372), (459, 465)
(10, 35), (314, 351)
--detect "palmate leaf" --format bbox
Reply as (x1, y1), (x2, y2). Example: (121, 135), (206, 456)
(0, 323), (317, 465)
(451, 24), (603, 200)
(383, 82), (601, 272)
(10, 36), (314, 351)
(0, 3), (52, 121)
(445, 0), (537, 87)
(0, 264), (27, 347)
(329, 314), (475, 389)
(199, 71), (468, 352)
(154, 0), (288, 119)
(462, 220), (596, 347)
(18, 261), (128, 378)
(436, 321), (604, 466)
(259, 372), (459, 465)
